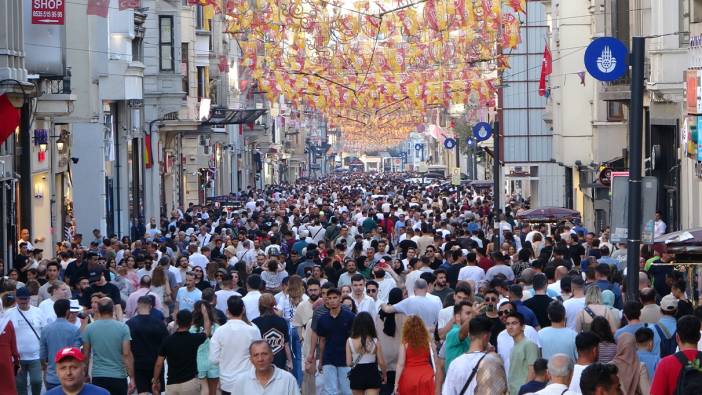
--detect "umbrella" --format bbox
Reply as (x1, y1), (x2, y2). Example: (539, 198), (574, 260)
(516, 207), (581, 223)
(654, 228), (702, 254)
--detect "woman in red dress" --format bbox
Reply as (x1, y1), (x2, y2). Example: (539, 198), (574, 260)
(0, 301), (20, 394)
(393, 315), (436, 395)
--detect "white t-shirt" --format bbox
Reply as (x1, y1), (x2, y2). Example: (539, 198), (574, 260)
(215, 289), (242, 313)
(563, 296), (586, 330)
(7, 306), (46, 360)
(39, 298), (58, 324)
(242, 291), (262, 322)
(438, 306), (453, 330)
(458, 265), (486, 284)
(568, 364), (588, 394)
(405, 268), (432, 297)
(443, 351), (491, 395)
(376, 277), (397, 303)
(496, 326), (540, 378)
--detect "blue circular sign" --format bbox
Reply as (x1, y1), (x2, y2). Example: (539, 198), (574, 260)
(584, 37), (628, 82)
(400, 152), (407, 158)
(444, 138), (456, 149)
(414, 143), (423, 151)
(472, 122), (492, 142)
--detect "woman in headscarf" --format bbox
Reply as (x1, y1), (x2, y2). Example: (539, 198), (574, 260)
(611, 332), (650, 395)
(375, 287), (406, 395)
(0, 294), (20, 394)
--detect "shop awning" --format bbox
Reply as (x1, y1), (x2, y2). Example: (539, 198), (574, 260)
(202, 107), (267, 125)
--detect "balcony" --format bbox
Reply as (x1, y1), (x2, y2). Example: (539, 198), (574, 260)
(598, 73), (631, 102)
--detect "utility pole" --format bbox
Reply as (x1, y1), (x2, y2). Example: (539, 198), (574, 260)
(625, 36), (645, 303)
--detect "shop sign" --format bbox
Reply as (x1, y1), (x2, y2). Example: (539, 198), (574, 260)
(32, 0), (65, 25)
(686, 70), (702, 114)
(689, 35), (702, 69)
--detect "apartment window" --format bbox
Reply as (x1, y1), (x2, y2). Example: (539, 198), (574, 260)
(607, 102), (624, 122)
(196, 5), (205, 30)
(159, 16), (174, 71)
(181, 43), (189, 94)
(197, 66), (206, 98)
(131, 36), (143, 62)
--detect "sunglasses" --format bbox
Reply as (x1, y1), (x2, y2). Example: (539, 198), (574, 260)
(498, 310), (513, 316)
(366, 289), (378, 293)
(484, 297), (498, 302)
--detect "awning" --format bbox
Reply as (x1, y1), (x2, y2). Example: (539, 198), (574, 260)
(202, 107), (266, 125)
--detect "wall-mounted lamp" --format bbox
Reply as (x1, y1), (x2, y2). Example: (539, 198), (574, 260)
(34, 178), (45, 199)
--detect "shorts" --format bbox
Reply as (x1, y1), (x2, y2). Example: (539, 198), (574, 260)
(349, 362), (382, 390)
(198, 366), (219, 379)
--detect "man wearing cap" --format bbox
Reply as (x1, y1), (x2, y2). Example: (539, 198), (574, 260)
(46, 347), (108, 394)
(40, 299), (82, 391)
(7, 287), (47, 395)
(655, 294), (679, 358)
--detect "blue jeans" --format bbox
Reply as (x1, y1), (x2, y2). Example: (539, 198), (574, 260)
(290, 326), (302, 386)
(322, 365), (351, 395)
(16, 359), (42, 395)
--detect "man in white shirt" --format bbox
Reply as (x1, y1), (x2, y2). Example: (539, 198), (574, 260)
(236, 240), (257, 271)
(231, 340), (299, 394)
(405, 256), (433, 297)
(568, 332), (600, 394)
(563, 277), (586, 330)
(18, 228), (34, 251)
(242, 274), (264, 322)
(350, 274), (377, 317)
(8, 287), (46, 395)
(215, 273), (242, 313)
(187, 243), (209, 270)
(457, 253), (485, 284)
(654, 210), (667, 238)
(534, 354), (576, 395)
(210, 295), (262, 395)
(196, 225), (212, 247)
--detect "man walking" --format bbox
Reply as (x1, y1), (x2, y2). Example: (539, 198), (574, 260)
(45, 348), (109, 395)
(40, 299), (82, 391)
(506, 312), (539, 395)
(533, 354), (577, 394)
(442, 315), (507, 395)
(8, 287), (46, 395)
(316, 288), (355, 395)
(210, 296), (262, 395)
(231, 340), (300, 394)
(127, 296), (168, 395)
(82, 298), (135, 394)
(152, 309), (209, 395)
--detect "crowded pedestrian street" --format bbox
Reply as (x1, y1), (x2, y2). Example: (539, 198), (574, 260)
(3, 1), (702, 395)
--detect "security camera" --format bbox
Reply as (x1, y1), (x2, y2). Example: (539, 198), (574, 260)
(70, 157), (79, 164)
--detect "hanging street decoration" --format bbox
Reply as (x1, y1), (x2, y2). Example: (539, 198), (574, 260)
(219, 0), (525, 148)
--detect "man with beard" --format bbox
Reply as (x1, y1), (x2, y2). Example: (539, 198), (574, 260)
(292, 279), (321, 395)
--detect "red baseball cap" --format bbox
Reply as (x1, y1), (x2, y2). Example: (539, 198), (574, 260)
(54, 347), (85, 363)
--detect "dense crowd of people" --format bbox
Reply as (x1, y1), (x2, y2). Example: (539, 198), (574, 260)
(1, 172), (701, 395)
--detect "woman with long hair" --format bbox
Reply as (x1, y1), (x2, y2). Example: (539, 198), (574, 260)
(375, 288), (406, 395)
(189, 301), (218, 394)
(394, 315), (436, 395)
(591, 316), (617, 363)
(611, 332), (650, 394)
(150, 266), (171, 316)
(346, 312), (387, 395)
(342, 296), (358, 314)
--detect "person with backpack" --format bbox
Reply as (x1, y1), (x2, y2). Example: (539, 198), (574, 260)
(656, 295), (679, 358)
(650, 315), (702, 395)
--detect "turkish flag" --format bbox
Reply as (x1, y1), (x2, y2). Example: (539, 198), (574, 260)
(0, 94), (20, 145)
(87, 0), (110, 17)
(538, 44), (552, 96)
(119, 0), (141, 11)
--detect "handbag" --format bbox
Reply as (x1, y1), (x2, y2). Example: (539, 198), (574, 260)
(459, 352), (488, 395)
(347, 339), (373, 379)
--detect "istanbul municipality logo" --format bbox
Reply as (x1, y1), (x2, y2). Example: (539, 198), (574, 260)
(584, 37), (628, 82)
(596, 46), (617, 74)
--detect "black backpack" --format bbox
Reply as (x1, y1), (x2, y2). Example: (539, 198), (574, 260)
(656, 324), (678, 358)
(674, 351), (702, 395)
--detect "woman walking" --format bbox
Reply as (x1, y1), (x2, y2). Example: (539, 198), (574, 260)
(394, 315), (436, 395)
(190, 301), (219, 394)
(346, 312), (387, 395)
(375, 288), (405, 395)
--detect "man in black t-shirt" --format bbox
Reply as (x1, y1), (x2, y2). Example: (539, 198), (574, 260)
(523, 273), (553, 328)
(80, 271), (123, 318)
(252, 294), (291, 370)
(152, 309), (208, 394)
(126, 296), (169, 394)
